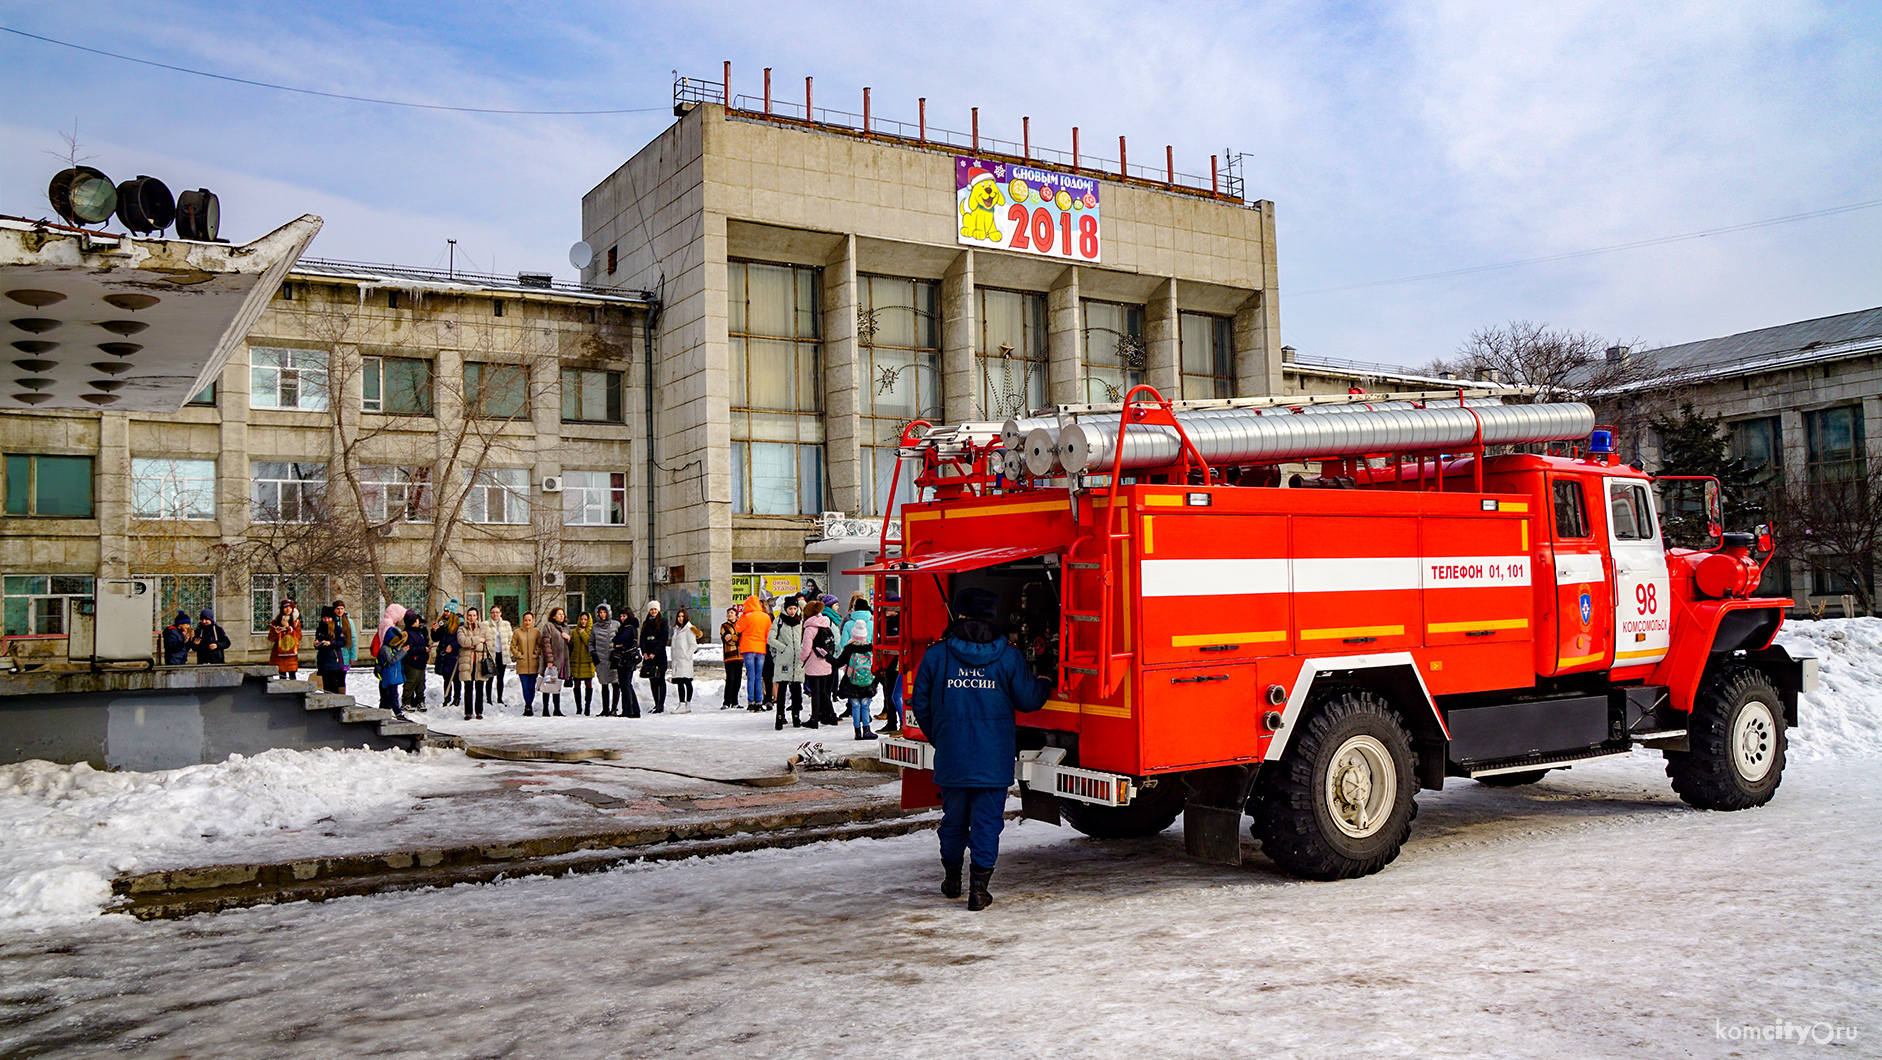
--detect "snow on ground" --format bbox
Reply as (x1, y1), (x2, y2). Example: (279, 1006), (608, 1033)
(0, 753), (1874, 1059)
(1, 620), (1879, 1056)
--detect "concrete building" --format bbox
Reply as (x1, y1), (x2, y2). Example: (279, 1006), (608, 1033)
(581, 79), (1282, 606)
(1, 257), (645, 664)
(1602, 306), (1882, 610)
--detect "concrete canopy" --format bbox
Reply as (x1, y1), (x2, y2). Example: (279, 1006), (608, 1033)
(1, 214), (322, 413)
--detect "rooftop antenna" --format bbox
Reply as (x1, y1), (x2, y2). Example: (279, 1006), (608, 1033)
(448, 239), (457, 278)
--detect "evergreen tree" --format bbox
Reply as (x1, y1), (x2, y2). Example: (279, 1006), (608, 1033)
(1648, 404), (1767, 545)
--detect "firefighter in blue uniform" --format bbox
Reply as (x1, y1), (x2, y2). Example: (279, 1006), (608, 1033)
(910, 586), (1051, 910)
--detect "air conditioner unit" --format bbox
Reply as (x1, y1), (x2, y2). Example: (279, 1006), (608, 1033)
(540, 476), (563, 493)
(542, 571), (565, 588)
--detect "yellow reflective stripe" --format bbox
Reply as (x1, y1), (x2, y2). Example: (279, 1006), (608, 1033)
(1144, 495), (1183, 507)
(1521, 520), (1528, 551)
(1299, 624), (1405, 640)
(1558, 652), (1605, 667)
(1502, 501), (1530, 513)
(1171, 630), (1285, 647)
(1614, 648), (1668, 661)
(1142, 515), (1154, 554)
(942, 500), (1064, 519)
(1427, 618), (1530, 633)
(1041, 699), (1132, 719)
(1042, 699), (1080, 713)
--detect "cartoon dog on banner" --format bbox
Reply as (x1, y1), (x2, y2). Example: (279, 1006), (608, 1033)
(959, 166), (1005, 242)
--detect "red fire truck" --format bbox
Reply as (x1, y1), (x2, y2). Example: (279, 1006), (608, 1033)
(858, 387), (1816, 880)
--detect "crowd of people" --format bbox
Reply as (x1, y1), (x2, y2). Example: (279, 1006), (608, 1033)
(216, 590), (899, 737)
(723, 589), (902, 741)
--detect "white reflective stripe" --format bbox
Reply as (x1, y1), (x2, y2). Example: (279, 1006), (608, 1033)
(1294, 557), (1419, 593)
(1421, 556), (1532, 589)
(1555, 553), (1604, 585)
(1142, 558), (1288, 597)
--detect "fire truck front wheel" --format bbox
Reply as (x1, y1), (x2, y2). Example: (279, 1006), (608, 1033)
(1251, 690), (1417, 881)
(1666, 666), (1786, 811)
(1060, 777), (1187, 839)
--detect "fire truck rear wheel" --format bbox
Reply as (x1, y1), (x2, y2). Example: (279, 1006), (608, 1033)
(1060, 776), (1187, 839)
(1666, 666), (1786, 811)
(1475, 770), (1551, 787)
(1251, 690), (1417, 881)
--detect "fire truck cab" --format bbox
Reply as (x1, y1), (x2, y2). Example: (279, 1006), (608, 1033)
(861, 389), (1817, 881)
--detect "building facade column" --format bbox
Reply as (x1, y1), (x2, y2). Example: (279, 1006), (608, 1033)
(1047, 266), (1082, 407)
(95, 412), (131, 580)
(1145, 277), (1179, 398)
(822, 233), (863, 517)
(941, 249), (976, 423)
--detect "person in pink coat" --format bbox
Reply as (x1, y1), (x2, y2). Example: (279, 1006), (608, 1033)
(800, 599), (841, 727)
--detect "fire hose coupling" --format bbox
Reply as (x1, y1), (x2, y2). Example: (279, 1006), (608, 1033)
(1263, 710), (1285, 732)
(1265, 683), (1288, 706)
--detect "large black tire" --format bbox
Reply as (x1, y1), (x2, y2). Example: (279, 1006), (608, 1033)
(1475, 770), (1551, 787)
(1251, 689), (1417, 880)
(1061, 776), (1187, 839)
(1666, 666), (1786, 810)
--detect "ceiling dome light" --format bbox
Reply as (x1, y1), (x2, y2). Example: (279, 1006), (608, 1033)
(12, 359), (57, 372)
(81, 394), (120, 405)
(98, 320), (149, 336)
(13, 393), (53, 405)
(97, 342), (142, 357)
(5, 290), (66, 308)
(103, 293), (160, 312)
(11, 341), (57, 354)
(15, 378), (54, 390)
(90, 362), (132, 375)
(10, 318), (60, 334)
(48, 167), (118, 226)
(88, 379), (128, 392)
(114, 175), (175, 235)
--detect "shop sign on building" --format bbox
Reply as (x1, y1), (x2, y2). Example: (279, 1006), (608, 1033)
(955, 156), (1101, 263)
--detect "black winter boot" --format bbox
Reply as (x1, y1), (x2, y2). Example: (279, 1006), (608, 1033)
(941, 860), (963, 899)
(967, 865), (994, 911)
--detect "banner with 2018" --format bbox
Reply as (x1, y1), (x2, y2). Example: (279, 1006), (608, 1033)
(955, 155), (1102, 263)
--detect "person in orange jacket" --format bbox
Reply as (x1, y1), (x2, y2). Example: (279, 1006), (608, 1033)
(733, 594), (772, 709)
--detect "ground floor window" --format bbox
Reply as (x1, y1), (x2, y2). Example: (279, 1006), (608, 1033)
(250, 573), (328, 633)
(366, 575), (432, 623)
(140, 574), (216, 625)
(2, 575), (94, 636)
(731, 562), (830, 605)
(563, 573), (631, 622)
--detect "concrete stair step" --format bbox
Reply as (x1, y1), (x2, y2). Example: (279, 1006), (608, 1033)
(303, 691), (356, 711)
(378, 721), (427, 736)
(263, 679), (318, 695)
(341, 707), (394, 724)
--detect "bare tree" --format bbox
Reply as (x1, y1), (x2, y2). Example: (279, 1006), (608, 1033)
(1424, 320), (1649, 403)
(1774, 462), (1881, 613)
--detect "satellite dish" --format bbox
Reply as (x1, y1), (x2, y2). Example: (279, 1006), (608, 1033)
(568, 241), (593, 269)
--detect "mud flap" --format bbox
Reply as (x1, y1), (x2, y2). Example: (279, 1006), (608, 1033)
(900, 767), (943, 810)
(1020, 785), (1062, 825)
(1183, 803), (1245, 865)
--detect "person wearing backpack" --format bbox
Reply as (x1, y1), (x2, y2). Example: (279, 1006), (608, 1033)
(767, 598), (806, 729)
(835, 624), (878, 740)
(799, 599), (841, 727)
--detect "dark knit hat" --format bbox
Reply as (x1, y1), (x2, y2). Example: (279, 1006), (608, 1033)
(951, 586), (998, 621)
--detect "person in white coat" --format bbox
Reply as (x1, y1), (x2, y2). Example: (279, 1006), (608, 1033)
(485, 605), (515, 707)
(668, 608), (702, 711)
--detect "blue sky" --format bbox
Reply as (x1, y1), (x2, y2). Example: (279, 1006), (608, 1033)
(3, 0), (1877, 366)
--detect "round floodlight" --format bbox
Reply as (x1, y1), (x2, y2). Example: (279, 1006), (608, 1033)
(176, 189), (220, 241)
(568, 240), (594, 270)
(115, 175), (176, 234)
(48, 167), (118, 225)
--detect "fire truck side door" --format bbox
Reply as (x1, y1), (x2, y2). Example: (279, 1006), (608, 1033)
(1606, 478), (1672, 667)
(1547, 474), (1610, 673)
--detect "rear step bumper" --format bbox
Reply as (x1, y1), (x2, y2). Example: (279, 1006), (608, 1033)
(1461, 747), (1642, 779)
(876, 738), (1136, 807)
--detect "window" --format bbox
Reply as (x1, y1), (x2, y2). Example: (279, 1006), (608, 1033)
(732, 441), (825, 517)
(728, 261), (825, 516)
(361, 356), (434, 415)
(464, 362), (529, 419)
(1180, 312), (1235, 400)
(251, 573), (325, 634)
(1805, 406), (1865, 486)
(1609, 481), (1655, 541)
(563, 470), (627, 526)
(977, 288), (1046, 419)
(1553, 479), (1589, 539)
(1082, 300), (1145, 404)
(860, 275), (942, 516)
(142, 574), (215, 625)
(563, 572), (630, 621)
(561, 368), (624, 423)
(5, 455), (94, 518)
(358, 465), (433, 524)
(463, 467), (529, 524)
(186, 382), (217, 407)
(250, 461), (327, 523)
(1811, 555), (1873, 598)
(2, 575), (94, 636)
(606, 246), (617, 275)
(371, 575), (431, 620)
(131, 458), (216, 520)
(249, 347), (329, 410)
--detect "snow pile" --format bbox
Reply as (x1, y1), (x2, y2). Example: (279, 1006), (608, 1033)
(0, 747), (470, 927)
(1774, 617), (1882, 761)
